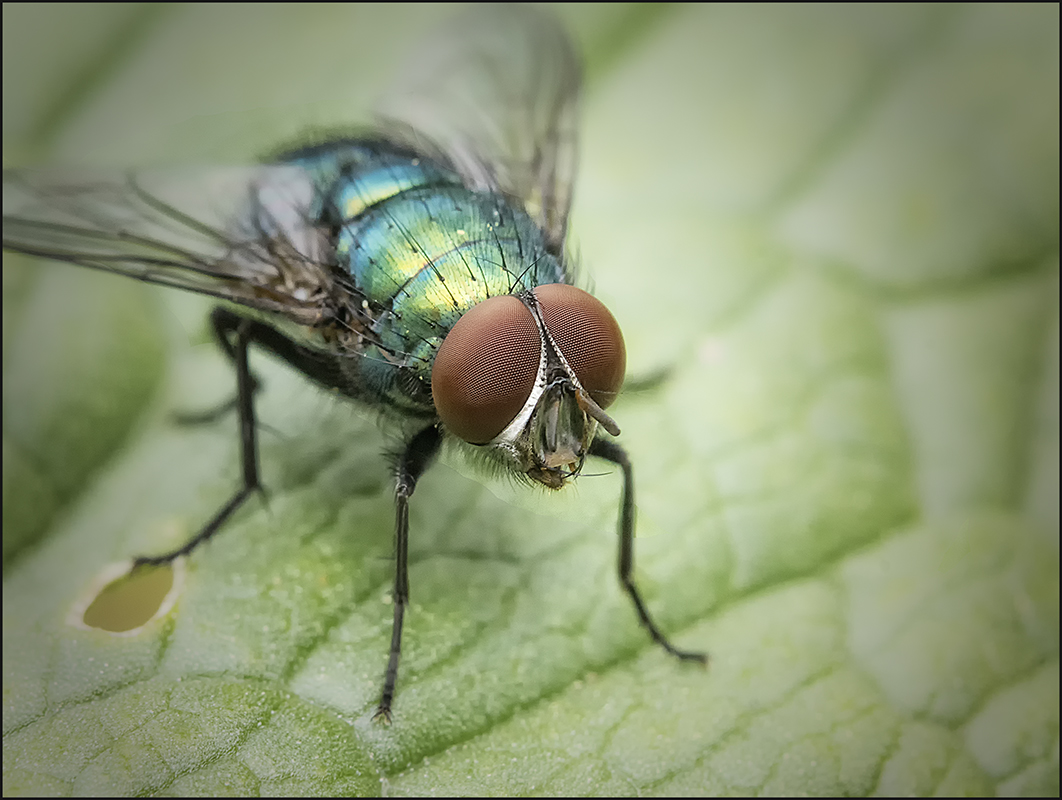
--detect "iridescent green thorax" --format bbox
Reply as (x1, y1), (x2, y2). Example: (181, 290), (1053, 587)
(281, 140), (567, 415)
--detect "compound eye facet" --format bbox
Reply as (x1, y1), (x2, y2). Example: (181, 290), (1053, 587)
(431, 295), (540, 444)
(533, 284), (626, 409)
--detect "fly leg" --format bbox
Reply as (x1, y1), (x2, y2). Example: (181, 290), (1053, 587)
(172, 306), (262, 426)
(134, 308), (263, 566)
(589, 437), (708, 665)
(374, 424), (443, 724)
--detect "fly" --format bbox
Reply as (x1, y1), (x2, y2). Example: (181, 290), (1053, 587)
(2, 5), (707, 723)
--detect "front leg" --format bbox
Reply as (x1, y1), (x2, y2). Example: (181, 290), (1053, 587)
(373, 424), (443, 724)
(589, 436), (708, 664)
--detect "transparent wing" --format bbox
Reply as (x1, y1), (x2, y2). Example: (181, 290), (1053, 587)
(2, 166), (349, 327)
(376, 4), (581, 255)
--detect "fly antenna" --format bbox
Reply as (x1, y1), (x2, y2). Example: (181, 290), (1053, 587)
(575, 388), (620, 436)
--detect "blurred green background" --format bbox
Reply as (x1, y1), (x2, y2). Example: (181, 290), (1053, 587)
(3, 4), (1058, 796)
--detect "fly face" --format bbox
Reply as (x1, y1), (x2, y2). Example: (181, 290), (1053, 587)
(430, 283), (625, 490)
(2, 5), (706, 724)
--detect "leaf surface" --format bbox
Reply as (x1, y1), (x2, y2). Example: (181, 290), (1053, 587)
(3, 4), (1058, 796)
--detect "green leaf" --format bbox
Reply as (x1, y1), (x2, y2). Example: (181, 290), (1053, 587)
(3, 4), (1058, 796)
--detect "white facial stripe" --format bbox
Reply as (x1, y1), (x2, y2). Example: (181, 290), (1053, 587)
(490, 317), (549, 447)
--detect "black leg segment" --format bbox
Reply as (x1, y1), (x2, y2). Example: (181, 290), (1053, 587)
(171, 308), (260, 425)
(135, 309), (264, 567)
(589, 436), (708, 665)
(374, 424), (443, 724)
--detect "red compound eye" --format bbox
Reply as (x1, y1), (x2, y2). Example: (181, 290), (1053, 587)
(432, 286), (626, 444)
(432, 295), (540, 444)
(533, 284), (626, 409)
